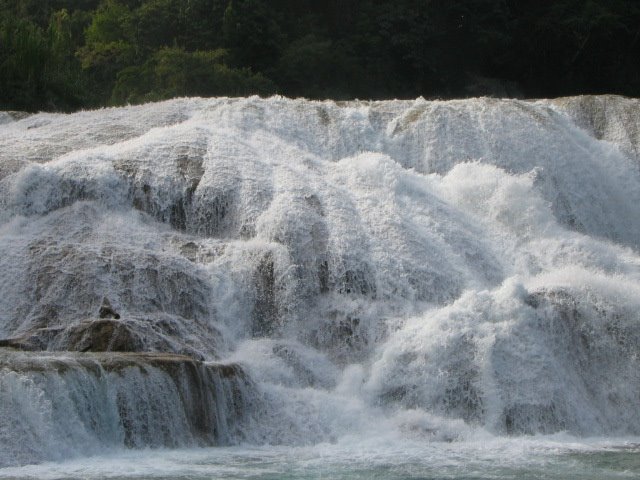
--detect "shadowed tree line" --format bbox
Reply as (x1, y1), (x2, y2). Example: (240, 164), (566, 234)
(1, 0), (639, 111)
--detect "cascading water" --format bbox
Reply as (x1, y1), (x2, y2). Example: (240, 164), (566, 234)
(0, 351), (250, 467)
(1, 95), (640, 473)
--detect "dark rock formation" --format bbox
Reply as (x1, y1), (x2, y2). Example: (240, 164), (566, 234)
(0, 316), (212, 360)
(99, 297), (120, 319)
(59, 319), (142, 352)
(252, 251), (278, 336)
(0, 327), (63, 351)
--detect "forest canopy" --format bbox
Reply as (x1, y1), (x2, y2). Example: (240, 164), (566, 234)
(1, 0), (639, 111)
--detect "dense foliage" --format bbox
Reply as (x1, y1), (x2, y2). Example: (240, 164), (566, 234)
(1, 0), (639, 111)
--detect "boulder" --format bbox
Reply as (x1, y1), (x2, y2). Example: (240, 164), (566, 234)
(59, 319), (142, 352)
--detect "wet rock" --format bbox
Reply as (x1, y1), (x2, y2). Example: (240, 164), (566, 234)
(337, 267), (376, 298)
(0, 327), (63, 351)
(0, 349), (253, 465)
(0, 320), (141, 353)
(307, 312), (372, 364)
(60, 319), (143, 352)
(502, 403), (565, 435)
(0, 316), (216, 360)
(98, 297), (120, 319)
(252, 252), (279, 337)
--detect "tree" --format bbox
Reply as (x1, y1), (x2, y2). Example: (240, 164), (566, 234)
(0, 10), (85, 110)
(222, 0), (284, 73)
(111, 46), (275, 104)
(134, 0), (179, 51)
(275, 35), (357, 98)
(76, 0), (136, 101)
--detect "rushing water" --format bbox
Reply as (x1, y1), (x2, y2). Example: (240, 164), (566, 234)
(1, 439), (640, 479)
(1, 95), (640, 474)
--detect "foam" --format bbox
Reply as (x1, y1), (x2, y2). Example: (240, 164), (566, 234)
(1, 95), (640, 466)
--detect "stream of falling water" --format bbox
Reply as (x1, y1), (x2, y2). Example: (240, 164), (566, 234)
(1, 95), (640, 476)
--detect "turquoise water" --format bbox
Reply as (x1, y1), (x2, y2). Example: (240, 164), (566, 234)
(1, 438), (638, 480)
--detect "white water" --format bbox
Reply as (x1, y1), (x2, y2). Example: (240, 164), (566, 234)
(1, 95), (640, 472)
(2, 438), (640, 479)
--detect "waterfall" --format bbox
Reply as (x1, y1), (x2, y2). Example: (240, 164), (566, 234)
(1, 95), (640, 467)
(0, 351), (251, 467)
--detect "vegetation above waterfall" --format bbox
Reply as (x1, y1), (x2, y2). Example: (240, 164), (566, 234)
(1, 0), (639, 112)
